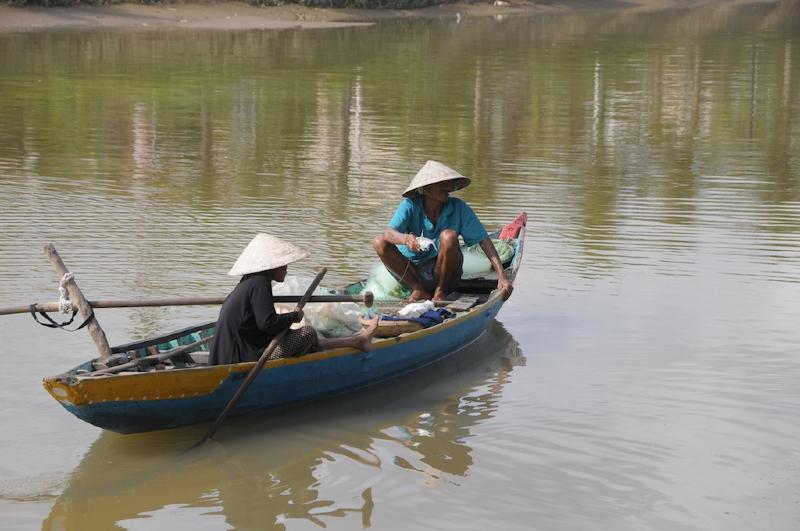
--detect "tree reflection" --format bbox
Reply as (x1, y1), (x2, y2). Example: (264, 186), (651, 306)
(42, 321), (525, 530)
(0, 2), (797, 285)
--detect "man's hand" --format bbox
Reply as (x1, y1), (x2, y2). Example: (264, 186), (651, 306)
(404, 233), (421, 252)
(498, 275), (513, 300)
(293, 307), (305, 323)
(480, 237), (513, 299)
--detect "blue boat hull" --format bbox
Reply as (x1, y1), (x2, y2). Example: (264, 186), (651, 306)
(57, 294), (504, 434)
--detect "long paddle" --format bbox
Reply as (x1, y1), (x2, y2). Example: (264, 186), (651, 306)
(0, 293), (373, 316)
(194, 267), (328, 447)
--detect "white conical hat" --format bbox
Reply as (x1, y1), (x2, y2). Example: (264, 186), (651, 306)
(402, 160), (471, 198)
(228, 233), (309, 276)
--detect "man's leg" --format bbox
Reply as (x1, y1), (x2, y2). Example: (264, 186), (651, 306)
(433, 230), (463, 301)
(372, 234), (432, 300)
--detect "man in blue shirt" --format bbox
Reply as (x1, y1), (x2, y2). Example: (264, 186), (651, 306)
(373, 161), (513, 302)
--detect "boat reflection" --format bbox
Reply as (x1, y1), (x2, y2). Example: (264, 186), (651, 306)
(43, 321), (524, 530)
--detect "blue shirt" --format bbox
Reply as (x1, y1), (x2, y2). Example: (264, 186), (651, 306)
(388, 196), (489, 264)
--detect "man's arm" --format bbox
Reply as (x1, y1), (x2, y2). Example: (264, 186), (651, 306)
(455, 200), (508, 295)
(479, 238), (513, 299)
(379, 228), (422, 252)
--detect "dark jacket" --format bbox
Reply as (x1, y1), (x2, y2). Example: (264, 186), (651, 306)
(209, 272), (298, 365)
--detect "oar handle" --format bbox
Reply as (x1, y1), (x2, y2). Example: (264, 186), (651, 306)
(196, 267), (327, 446)
(294, 268), (328, 309)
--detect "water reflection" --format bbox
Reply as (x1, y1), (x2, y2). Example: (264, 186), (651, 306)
(43, 322), (525, 530)
(0, 2), (797, 297)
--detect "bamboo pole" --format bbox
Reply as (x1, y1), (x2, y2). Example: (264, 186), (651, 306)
(44, 244), (112, 358)
(0, 292), (375, 316)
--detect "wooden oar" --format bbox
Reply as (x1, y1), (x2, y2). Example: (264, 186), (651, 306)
(194, 267), (328, 447)
(0, 292), (374, 316)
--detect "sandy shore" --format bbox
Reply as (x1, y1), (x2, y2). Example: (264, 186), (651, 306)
(0, 0), (755, 32)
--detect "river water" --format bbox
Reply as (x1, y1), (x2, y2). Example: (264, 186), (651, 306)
(1, 2), (799, 530)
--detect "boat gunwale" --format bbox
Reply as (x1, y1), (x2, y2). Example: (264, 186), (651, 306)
(110, 320), (217, 355)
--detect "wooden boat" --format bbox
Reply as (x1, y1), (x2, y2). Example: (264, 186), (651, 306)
(42, 213), (527, 434)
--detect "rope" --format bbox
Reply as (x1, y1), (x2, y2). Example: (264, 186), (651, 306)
(399, 258), (412, 284)
(58, 272), (74, 314)
(28, 271), (95, 331)
(29, 304), (94, 331)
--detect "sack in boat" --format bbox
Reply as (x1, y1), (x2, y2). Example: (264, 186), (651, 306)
(462, 239), (515, 279)
(274, 275), (363, 338)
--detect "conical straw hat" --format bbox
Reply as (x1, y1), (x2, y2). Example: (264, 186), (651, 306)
(402, 160), (471, 198)
(228, 233), (309, 276)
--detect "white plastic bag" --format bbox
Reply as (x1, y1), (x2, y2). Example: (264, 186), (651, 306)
(398, 300), (434, 318)
(302, 301), (363, 337)
(273, 275), (363, 337)
(462, 246), (492, 279)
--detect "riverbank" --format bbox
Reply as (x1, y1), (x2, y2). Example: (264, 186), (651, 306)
(0, 0), (770, 32)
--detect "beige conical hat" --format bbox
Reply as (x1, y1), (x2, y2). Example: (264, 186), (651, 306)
(228, 233), (309, 276)
(402, 160), (471, 198)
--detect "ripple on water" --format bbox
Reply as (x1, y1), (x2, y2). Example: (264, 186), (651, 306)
(1, 13), (800, 531)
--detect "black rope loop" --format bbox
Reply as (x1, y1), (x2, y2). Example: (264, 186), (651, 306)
(29, 304), (95, 332)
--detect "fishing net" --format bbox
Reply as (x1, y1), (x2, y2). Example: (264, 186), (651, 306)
(363, 262), (412, 300)
(273, 276), (364, 338)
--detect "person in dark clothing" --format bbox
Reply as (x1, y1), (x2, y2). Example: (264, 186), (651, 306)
(209, 233), (378, 366)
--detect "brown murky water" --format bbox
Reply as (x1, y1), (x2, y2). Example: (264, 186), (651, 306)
(1, 3), (799, 529)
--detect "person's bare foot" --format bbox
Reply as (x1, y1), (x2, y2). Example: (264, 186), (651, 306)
(354, 314), (379, 351)
(432, 287), (450, 302)
(409, 288), (432, 301)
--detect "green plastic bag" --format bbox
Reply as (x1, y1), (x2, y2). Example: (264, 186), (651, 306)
(462, 239), (514, 279)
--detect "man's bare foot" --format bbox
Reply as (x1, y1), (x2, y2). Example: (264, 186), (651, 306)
(432, 287), (450, 302)
(409, 288), (432, 301)
(354, 315), (379, 352)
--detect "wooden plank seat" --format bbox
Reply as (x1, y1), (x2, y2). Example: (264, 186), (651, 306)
(360, 317), (424, 337)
